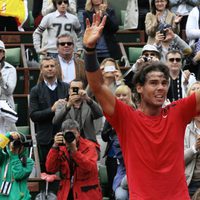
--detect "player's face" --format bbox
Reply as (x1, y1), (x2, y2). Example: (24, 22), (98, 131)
(137, 71), (169, 108)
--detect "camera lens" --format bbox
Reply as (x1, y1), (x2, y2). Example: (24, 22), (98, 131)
(63, 131), (75, 143)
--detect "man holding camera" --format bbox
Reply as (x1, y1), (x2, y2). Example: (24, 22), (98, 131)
(46, 119), (102, 200)
(53, 79), (103, 143)
(123, 44), (160, 87)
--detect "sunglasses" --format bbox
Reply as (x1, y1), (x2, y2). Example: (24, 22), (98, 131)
(57, 0), (68, 5)
(59, 42), (73, 46)
(168, 58), (181, 62)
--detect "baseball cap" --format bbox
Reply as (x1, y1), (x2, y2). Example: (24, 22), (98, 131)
(0, 40), (5, 52)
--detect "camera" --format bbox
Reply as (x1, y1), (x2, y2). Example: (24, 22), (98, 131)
(72, 87), (79, 94)
(10, 134), (32, 148)
(63, 131), (76, 143)
(158, 23), (172, 39)
(143, 56), (151, 62)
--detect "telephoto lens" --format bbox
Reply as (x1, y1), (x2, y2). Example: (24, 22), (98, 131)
(63, 131), (75, 143)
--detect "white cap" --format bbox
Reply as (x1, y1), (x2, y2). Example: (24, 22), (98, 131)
(0, 40), (5, 52)
(142, 44), (159, 54)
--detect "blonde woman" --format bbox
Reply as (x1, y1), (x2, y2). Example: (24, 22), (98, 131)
(115, 85), (134, 108)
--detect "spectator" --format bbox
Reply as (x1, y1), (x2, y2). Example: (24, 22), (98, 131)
(166, 49), (196, 102)
(46, 119), (102, 200)
(33, 0), (82, 58)
(169, 0), (199, 30)
(53, 79), (103, 143)
(41, 0), (87, 30)
(100, 58), (124, 92)
(186, 4), (200, 47)
(145, 0), (181, 44)
(87, 57), (124, 99)
(184, 81), (200, 197)
(0, 40), (17, 133)
(154, 26), (192, 61)
(0, 131), (34, 199)
(123, 44), (160, 88)
(184, 4), (200, 80)
(83, 13), (199, 199)
(124, 0), (151, 30)
(29, 56), (69, 172)
(42, 0), (76, 16)
(56, 33), (87, 87)
(83, 0), (121, 63)
(125, 44), (160, 75)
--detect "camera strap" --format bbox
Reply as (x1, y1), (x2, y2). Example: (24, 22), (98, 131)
(0, 159), (13, 196)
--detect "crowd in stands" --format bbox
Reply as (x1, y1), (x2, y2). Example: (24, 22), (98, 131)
(1, 0), (200, 199)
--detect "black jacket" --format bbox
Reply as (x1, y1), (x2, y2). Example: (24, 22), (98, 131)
(29, 80), (69, 144)
(83, 8), (121, 60)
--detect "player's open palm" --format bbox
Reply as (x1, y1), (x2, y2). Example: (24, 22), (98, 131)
(83, 12), (107, 48)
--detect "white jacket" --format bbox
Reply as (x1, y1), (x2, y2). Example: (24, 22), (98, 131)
(0, 61), (17, 134)
(124, 0), (151, 29)
(184, 121), (200, 185)
(186, 6), (200, 46)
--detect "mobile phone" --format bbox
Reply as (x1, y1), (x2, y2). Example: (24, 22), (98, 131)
(176, 12), (189, 16)
(72, 87), (79, 94)
(104, 65), (116, 72)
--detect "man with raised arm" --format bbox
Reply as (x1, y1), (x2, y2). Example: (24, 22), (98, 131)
(83, 13), (200, 200)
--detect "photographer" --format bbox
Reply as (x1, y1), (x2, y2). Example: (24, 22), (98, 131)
(0, 131), (34, 199)
(46, 119), (102, 200)
(154, 26), (192, 61)
(53, 79), (103, 143)
(123, 44), (160, 88)
(145, 0), (181, 44)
